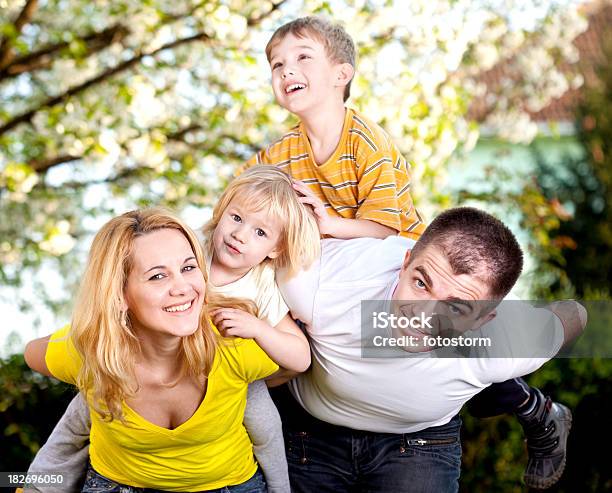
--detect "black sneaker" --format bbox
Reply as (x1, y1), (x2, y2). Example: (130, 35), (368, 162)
(518, 388), (573, 489)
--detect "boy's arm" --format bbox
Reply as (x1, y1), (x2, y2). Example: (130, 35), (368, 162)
(322, 217), (396, 239)
(293, 180), (396, 239)
(210, 310), (311, 372)
(355, 148), (425, 241)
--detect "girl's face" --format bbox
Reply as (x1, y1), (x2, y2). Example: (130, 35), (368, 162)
(212, 197), (283, 278)
(124, 228), (205, 340)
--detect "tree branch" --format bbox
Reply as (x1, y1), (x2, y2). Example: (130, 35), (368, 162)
(247, 0), (288, 26)
(0, 154), (81, 194)
(0, 0), (39, 71)
(0, 1), (285, 136)
(9, 121), (244, 180)
(167, 124), (203, 141)
(160, 1), (209, 23)
(45, 165), (158, 192)
(0, 30), (212, 137)
(30, 154), (81, 173)
(0, 24), (129, 81)
(167, 129), (260, 159)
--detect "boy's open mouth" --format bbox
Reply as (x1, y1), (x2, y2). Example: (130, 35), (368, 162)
(285, 83), (306, 94)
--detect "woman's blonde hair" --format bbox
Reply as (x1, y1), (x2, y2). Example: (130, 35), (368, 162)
(71, 207), (217, 422)
(203, 166), (320, 277)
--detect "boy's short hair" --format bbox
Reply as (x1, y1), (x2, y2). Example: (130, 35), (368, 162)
(409, 207), (524, 299)
(265, 16), (356, 102)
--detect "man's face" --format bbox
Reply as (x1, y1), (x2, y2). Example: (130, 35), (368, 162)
(391, 244), (496, 350)
(268, 33), (352, 117)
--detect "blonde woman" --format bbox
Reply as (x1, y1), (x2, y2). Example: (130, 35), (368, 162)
(26, 168), (321, 493)
(25, 208), (280, 492)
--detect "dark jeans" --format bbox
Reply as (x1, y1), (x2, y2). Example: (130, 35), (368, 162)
(81, 465), (267, 493)
(270, 386), (461, 493)
(467, 377), (533, 417)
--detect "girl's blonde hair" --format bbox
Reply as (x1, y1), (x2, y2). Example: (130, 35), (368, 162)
(203, 166), (320, 277)
(71, 207), (217, 422)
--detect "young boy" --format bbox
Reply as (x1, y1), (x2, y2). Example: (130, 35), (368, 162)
(244, 16), (425, 240)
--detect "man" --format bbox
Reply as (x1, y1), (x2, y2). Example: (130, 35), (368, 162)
(274, 207), (585, 492)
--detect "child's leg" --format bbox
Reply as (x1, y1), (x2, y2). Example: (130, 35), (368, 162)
(25, 393), (91, 492)
(467, 377), (532, 417)
(468, 378), (572, 489)
(244, 380), (290, 493)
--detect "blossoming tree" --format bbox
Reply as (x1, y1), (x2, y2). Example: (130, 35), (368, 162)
(0, 0), (586, 311)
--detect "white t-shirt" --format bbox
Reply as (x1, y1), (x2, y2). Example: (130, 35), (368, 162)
(279, 237), (564, 434)
(207, 259), (289, 327)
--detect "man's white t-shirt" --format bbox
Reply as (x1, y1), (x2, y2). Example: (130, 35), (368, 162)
(279, 237), (564, 434)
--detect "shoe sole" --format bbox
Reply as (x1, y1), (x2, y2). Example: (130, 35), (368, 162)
(524, 404), (573, 490)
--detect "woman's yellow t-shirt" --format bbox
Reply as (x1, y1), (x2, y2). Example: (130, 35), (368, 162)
(45, 326), (278, 492)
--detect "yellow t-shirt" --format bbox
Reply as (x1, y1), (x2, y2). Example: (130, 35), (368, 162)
(45, 326), (278, 492)
(245, 108), (425, 240)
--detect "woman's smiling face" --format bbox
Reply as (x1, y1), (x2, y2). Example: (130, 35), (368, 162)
(124, 228), (205, 339)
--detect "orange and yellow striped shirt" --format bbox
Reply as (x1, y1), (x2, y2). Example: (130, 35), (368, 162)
(245, 108), (425, 240)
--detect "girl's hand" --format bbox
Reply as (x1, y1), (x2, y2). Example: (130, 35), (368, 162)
(209, 308), (267, 339)
(292, 180), (336, 235)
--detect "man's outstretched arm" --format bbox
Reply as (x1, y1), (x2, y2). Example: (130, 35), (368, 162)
(545, 300), (587, 348)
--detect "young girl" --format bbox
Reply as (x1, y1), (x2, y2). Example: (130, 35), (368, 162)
(25, 166), (320, 493)
(204, 165), (320, 492)
(205, 165), (319, 370)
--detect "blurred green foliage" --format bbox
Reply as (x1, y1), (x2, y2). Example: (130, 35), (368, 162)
(530, 37), (612, 299)
(459, 27), (612, 493)
(460, 359), (612, 492)
(0, 354), (74, 471)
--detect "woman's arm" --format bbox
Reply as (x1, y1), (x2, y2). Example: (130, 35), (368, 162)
(210, 310), (311, 372)
(24, 335), (52, 376)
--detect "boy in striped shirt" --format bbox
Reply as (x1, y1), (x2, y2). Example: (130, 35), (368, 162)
(245, 16), (425, 240)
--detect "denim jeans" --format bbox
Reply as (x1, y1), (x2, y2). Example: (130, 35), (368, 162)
(271, 386), (461, 493)
(81, 465), (267, 493)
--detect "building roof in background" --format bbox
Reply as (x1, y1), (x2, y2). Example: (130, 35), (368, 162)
(470, 0), (611, 124)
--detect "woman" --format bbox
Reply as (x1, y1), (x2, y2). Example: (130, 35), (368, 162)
(24, 208), (279, 492)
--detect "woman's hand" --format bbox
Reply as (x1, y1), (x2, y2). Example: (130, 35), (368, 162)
(210, 308), (268, 339)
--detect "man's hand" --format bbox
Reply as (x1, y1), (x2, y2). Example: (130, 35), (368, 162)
(210, 308), (268, 339)
(545, 301), (587, 347)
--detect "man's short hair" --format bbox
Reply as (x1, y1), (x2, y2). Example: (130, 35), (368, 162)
(265, 16), (356, 102)
(410, 207), (524, 299)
